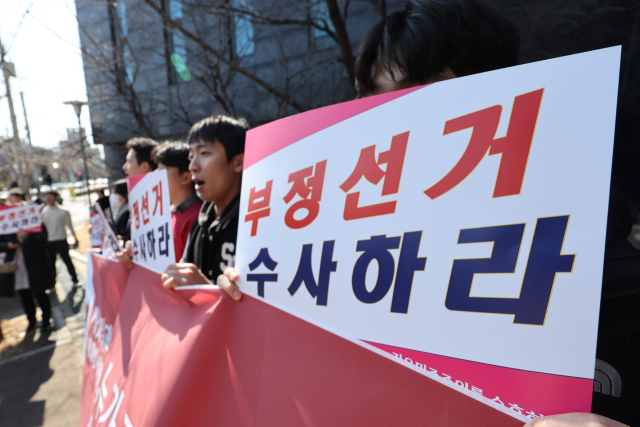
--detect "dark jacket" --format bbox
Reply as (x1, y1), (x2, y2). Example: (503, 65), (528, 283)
(0, 234), (18, 294)
(184, 194), (239, 283)
(0, 224), (54, 294)
(22, 224), (55, 293)
(113, 204), (130, 242)
(0, 234), (18, 263)
(591, 185), (640, 426)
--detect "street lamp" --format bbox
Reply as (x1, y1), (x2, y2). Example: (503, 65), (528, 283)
(63, 100), (91, 214)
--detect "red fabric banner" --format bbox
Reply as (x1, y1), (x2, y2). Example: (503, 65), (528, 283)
(81, 254), (523, 426)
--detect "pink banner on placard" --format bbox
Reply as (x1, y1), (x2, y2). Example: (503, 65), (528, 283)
(366, 341), (593, 418)
(80, 255), (523, 427)
(244, 85), (426, 169)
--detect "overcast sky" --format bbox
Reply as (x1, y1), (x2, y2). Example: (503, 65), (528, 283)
(0, 0), (93, 149)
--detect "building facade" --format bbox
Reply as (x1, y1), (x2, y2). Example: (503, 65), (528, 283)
(74, 0), (398, 179)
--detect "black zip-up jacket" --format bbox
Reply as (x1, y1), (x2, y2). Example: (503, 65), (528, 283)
(184, 194), (239, 283)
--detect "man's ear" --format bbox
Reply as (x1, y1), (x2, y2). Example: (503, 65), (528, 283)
(141, 161), (151, 173)
(233, 154), (244, 173)
(179, 171), (192, 186)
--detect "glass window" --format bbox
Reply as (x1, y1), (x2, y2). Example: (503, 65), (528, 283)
(166, 0), (191, 82)
(311, 1), (335, 49)
(117, 0), (134, 84)
(232, 0), (255, 65)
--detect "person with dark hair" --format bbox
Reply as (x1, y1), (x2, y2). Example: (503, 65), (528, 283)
(41, 190), (79, 287)
(216, 0), (522, 301)
(160, 115), (247, 295)
(116, 141), (204, 268)
(208, 3), (629, 426)
(1, 188), (55, 333)
(122, 137), (159, 177)
(152, 141), (202, 260)
(94, 188), (113, 225)
(110, 179), (130, 241)
(354, 0), (519, 97)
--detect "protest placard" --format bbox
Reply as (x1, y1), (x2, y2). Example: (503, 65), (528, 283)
(90, 211), (104, 248)
(0, 204), (42, 235)
(128, 169), (175, 274)
(235, 47), (621, 419)
(81, 253), (521, 427)
(95, 203), (121, 258)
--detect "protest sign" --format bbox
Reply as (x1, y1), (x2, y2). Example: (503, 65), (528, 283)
(235, 47), (621, 420)
(0, 204), (42, 235)
(96, 203), (121, 258)
(90, 211), (105, 248)
(81, 254), (521, 427)
(81, 253), (132, 426)
(128, 170), (175, 274)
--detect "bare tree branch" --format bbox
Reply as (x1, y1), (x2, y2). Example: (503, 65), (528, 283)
(326, 0), (355, 86)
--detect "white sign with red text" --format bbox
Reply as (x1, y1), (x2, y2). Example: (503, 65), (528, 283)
(235, 47), (621, 420)
(128, 170), (175, 274)
(90, 211), (105, 248)
(0, 204), (42, 235)
(95, 203), (121, 258)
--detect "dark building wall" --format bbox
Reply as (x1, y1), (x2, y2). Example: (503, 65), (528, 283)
(76, 0), (640, 199)
(75, 0), (403, 179)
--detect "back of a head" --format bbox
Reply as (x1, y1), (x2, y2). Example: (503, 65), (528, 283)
(112, 179), (129, 201)
(126, 137), (159, 170)
(187, 115), (249, 163)
(152, 141), (191, 174)
(355, 0), (520, 94)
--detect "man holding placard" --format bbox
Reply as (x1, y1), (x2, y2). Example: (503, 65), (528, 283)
(160, 116), (247, 297)
(213, 1), (629, 426)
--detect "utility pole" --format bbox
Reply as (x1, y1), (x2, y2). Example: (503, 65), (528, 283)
(19, 91), (33, 190)
(64, 101), (92, 214)
(0, 37), (28, 191)
(20, 92), (32, 146)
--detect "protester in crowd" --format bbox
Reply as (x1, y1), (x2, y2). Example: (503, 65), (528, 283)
(211, 2), (631, 426)
(31, 191), (43, 206)
(94, 188), (113, 225)
(115, 137), (158, 260)
(215, 0), (520, 300)
(110, 179), (130, 241)
(122, 137), (158, 177)
(117, 141), (203, 267)
(160, 115), (246, 295)
(41, 190), (79, 288)
(153, 142), (202, 261)
(0, 188), (54, 333)
(590, 184), (640, 426)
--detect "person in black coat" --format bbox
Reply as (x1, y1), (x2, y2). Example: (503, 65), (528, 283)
(0, 233), (19, 297)
(110, 179), (130, 242)
(1, 189), (55, 333)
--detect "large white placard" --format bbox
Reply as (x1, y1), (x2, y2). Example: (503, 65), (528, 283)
(128, 169), (175, 274)
(0, 204), (41, 235)
(236, 47), (620, 394)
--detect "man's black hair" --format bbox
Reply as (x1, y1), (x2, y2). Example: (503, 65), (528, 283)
(44, 190), (60, 199)
(354, 0), (520, 95)
(152, 141), (191, 174)
(111, 179), (129, 201)
(126, 137), (159, 170)
(187, 115), (249, 163)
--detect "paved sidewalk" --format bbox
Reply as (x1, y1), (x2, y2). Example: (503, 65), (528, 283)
(0, 256), (88, 427)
